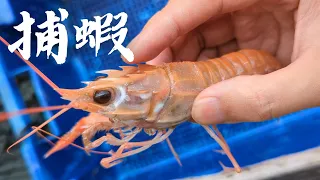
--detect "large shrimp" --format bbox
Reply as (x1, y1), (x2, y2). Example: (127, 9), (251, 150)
(0, 36), (282, 173)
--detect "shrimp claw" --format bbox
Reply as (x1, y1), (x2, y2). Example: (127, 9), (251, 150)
(44, 113), (111, 158)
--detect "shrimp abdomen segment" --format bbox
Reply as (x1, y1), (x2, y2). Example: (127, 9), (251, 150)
(195, 49), (282, 85)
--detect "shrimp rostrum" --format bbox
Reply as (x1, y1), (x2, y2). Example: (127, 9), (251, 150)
(0, 36), (282, 172)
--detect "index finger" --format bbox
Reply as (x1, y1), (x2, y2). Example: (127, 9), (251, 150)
(123, 0), (258, 64)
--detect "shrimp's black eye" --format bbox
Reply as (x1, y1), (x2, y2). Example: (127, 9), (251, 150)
(93, 90), (112, 104)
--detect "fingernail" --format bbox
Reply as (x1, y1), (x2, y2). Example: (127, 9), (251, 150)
(192, 97), (224, 124)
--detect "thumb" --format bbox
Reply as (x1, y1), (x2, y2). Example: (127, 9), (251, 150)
(191, 59), (320, 124)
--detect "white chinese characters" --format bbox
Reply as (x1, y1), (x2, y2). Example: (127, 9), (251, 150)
(8, 11), (35, 60)
(8, 8), (134, 64)
(35, 8), (69, 64)
(74, 12), (134, 62)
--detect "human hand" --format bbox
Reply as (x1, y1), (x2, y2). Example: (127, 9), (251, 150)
(123, 0), (320, 124)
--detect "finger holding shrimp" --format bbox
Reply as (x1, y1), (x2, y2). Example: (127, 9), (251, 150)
(123, 0), (298, 66)
(123, 0), (259, 64)
(192, 1), (320, 124)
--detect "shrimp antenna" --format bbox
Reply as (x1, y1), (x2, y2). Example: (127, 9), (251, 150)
(0, 104), (72, 122)
(0, 36), (61, 94)
(0, 37), (75, 119)
(7, 105), (71, 153)
(0, 37), (77, 153)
